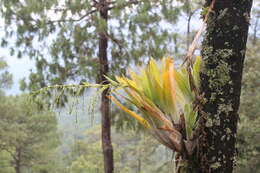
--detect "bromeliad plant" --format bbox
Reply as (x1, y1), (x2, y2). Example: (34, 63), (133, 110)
(32, 56), (203, 171)
(31, 56), (203, 172)
(107, 56), (203, 164)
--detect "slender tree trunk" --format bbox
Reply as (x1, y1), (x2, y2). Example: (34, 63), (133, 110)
(196, 0), (253, 172)
(15, 167), (21, 173)
(187, 14), (191, 51)
(98, 1), (114, 173)
(14, 148), (21, 173)
(15, 166), (21, 173)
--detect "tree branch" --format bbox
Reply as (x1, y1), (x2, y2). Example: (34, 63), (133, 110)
(46, 8), (98, 24)
(9, 0), (143, 25)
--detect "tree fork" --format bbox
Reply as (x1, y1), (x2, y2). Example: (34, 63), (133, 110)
(198, 0), (253, 172)
(98, 0), (114, 173)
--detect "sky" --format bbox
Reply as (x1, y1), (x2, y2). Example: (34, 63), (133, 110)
(1, 53), (34, 95)
(0, 17), (35, 95)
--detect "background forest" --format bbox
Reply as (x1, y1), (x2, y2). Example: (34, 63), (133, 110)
(0, 0), (259, 173)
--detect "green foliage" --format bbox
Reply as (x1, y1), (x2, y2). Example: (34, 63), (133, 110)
(0, 1), (258, 173)
(64, 126), (172, 173)
(0, 0), (207, 133)
(0, 0), (188, 91)
(69, 142), (104, 173)
(0, 94), (60, 173)
(236, 39), (260, 173)
(0, 150), (14, 173)
(0, 57), (12, 90)
(108, 57), (201, 156)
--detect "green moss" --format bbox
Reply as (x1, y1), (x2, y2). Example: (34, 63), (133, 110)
(217, 8), (229, 20)
(210, 93), (217, 102)
(225, 128), (232, 134)
(206, 118), (213, 127)
(208, 61), (231, 90)
(201, 46), (213, 62)
(211, 162), (221, 169)
(202, 48), (234, 101)
(217, 103), (233, 114)
(232, 25), (239, 31)
(213, 117), (221, 126)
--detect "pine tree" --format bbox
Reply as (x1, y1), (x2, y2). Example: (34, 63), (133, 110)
(0, 1), (186, 172)
(0, 95), (59, 173)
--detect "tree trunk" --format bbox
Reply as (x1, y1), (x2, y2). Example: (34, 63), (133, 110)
(15, 166), (21, 173)
(197, 0), (253, 172)
(98, 1), (114, 173)
(14, 148), (21, 173)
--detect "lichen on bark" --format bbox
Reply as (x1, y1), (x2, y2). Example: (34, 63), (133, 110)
(196, 1), (253, 173)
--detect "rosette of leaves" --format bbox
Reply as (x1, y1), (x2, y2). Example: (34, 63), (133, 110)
(107, 57), (202, 157)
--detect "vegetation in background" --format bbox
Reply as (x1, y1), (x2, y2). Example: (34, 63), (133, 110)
(64, 126), (171, 173)
(0, 0), (258, 173)
(0, 67), (60, 173)
(0, 57), (12, 90)
(0, 95), (60, 173)
(236, 39), (260, 173)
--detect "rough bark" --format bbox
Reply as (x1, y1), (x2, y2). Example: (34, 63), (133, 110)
(197, 0), (253, 172)
(98, 0), (114, 173)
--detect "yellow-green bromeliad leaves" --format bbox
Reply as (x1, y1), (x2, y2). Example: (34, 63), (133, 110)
(108, 57), (201, 152)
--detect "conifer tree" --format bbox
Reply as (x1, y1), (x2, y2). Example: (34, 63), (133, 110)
(0, 95), (59, 173)
(1, 1), (255, 172)
(0, 1), (186, 172)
